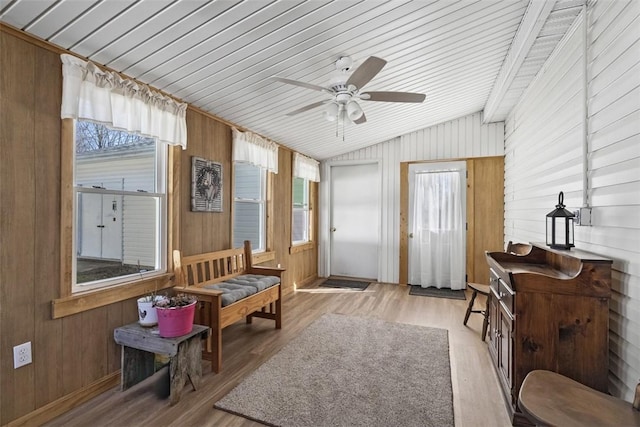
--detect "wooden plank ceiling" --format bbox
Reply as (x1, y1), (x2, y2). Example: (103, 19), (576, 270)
(0, 0), (582, 160)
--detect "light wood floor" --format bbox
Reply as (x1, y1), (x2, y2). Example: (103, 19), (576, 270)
(45, 281), (512, 427)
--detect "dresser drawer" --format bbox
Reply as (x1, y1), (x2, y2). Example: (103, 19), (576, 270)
(489, 268), (500, 294)
(498, 278), (514, 314)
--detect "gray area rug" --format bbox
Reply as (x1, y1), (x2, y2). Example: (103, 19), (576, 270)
(319, 279), (370, 290)
(409, 285), (466, 300)
(215, 313), (453, 427)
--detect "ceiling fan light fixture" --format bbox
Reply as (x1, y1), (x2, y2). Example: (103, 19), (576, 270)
(324, 102), (339, 122)
(346, 100), (363, 121)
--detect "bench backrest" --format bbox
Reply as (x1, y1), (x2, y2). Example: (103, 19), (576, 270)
(173, 241), (254, 288)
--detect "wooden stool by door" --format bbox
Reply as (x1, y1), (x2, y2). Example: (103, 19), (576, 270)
(518, 370), (640, 427)
(463, 283), (490, 341)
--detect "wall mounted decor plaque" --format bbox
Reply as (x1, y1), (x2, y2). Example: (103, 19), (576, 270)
(191, 156), (222, 212)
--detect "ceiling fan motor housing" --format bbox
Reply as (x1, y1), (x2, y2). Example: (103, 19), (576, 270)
(328, 70), (350, 93)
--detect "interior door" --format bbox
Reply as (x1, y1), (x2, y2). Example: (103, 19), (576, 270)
(329, 163), (379, 279)
(408, 161), (466, 289)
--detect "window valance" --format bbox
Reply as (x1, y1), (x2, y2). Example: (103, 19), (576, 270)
(293, 152), (320, 182)
(60, 54), (188, 149)
(232, 128), (278, 174)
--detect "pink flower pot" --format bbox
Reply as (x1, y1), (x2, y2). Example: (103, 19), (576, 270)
(156, 301), (196, 338)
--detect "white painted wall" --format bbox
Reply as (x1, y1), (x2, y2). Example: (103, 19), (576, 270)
(319, 112), (504, 283)
(504, 0), (640, 401)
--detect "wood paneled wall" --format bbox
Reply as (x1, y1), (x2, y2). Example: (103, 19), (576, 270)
(0, 28), (317, 425)
(178, 109), (233, 255)
(504, 0), (640, 401)
(466, 157), (505, 284)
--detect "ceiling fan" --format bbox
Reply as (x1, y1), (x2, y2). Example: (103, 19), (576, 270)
(272, 56), (426, 125)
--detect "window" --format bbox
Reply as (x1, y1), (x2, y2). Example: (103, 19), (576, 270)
(233, 162), (267, 251)
(292, 177), (310, 244)
(73, 120), (166, 291)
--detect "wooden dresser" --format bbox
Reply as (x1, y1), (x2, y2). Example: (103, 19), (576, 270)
(485, 243), (612, 425)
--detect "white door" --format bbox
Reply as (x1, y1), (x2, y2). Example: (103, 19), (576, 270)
(330, 163), (379, 279)
(408, 161), (466, 289)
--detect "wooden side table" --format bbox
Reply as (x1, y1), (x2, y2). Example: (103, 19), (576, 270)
(114, 323), (210, 405)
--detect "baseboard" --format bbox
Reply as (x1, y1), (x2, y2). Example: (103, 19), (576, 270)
(5, 372), (119, 427)
(293, 274), (318, 291)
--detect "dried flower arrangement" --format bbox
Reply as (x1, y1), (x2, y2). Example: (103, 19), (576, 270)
(154, 293), (197, 308)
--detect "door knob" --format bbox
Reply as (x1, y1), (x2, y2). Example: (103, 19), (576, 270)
(409, 233), (414, 238)
(331, 227), (336, 232)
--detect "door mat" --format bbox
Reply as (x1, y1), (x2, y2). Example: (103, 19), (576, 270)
(409, 285), (466, 300)
(320, 279), (370, 291)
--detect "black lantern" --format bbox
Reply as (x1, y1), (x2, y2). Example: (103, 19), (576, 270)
(546, 191), (575, 249)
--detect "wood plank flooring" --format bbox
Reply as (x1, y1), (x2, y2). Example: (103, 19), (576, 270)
(45, 281), (512, 427)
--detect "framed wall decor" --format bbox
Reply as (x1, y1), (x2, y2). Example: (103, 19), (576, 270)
(191, 156), (222, 212)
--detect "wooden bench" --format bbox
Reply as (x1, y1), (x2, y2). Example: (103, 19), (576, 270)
(172, 241), (284, 373)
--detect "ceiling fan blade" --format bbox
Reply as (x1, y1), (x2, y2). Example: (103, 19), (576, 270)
(346, 56), (386, 89)
(360, 91), (426, 103)
(353, 111), (367, 125)
(286, 100), (329, 116)
(271, 76), (333, 94)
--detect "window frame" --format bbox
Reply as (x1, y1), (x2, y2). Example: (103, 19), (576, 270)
(231, 161), (275, 264)
(54, 119), (174, 319)
(72, 120), (168, 292)
(292, 176), (311, 245)
(232, 161), (267, 252)
(289, 177), (315, 255)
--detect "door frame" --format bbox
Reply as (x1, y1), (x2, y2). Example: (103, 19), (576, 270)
(319, 159), (382, 281)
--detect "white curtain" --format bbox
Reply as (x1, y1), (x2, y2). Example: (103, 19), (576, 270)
(409, 171), (465, 289)
(60, 54), (188, 149)
(232, 128), (278, 174)
(293, 152), (320, 182)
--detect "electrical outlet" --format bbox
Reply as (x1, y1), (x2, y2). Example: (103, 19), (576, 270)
(13, 342), (32, 369)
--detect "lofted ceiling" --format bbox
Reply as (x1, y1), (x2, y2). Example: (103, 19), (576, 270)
(0, 0), (582, 160)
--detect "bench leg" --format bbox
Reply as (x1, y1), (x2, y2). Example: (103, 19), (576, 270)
(120, 346), (155, 391)
(275, 298), (282, 329)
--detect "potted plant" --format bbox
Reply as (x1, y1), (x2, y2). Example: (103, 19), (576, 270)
(137, 293), (166, 327)
(154, 294), (198, 338)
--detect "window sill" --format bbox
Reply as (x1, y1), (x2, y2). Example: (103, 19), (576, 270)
(52, 273), (174, 319)
(289, 242), (315, 254)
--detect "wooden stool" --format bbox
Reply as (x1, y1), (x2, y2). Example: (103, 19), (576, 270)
(463, 283), (490, 341)
(519, 370), (640, 427)
(114, 323), (210, 405)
